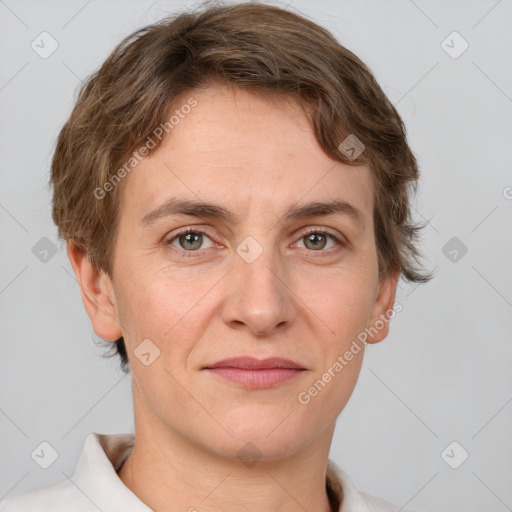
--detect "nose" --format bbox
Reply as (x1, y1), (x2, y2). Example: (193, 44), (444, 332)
(221, 241), (298, 337)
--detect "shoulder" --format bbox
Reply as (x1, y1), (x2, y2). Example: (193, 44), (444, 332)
(0, 479), (91, 511)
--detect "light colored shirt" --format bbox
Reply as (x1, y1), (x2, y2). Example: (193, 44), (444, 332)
(0, 433), (406, 511)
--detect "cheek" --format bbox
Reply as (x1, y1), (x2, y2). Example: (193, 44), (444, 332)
(113, 263), (214, 360)
(294, 271), (373, 424)
(305, 265), (376, 344)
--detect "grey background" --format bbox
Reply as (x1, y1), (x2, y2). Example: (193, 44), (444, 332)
(1, 0), (511, 510)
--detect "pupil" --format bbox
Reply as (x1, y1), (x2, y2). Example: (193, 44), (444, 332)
(307, 233), (325, 250)
(182, 232), (201, 250)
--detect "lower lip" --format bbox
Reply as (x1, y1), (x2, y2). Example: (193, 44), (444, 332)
(205, 368), (305, 388)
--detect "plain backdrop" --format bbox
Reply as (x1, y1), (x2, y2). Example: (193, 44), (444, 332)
(1, 1), (511, 511)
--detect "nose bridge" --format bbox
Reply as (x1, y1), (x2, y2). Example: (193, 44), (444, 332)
(237, 234), (281, 292)
(222, 230), (296, 335)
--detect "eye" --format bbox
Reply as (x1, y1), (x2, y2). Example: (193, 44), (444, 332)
(164, 226), (345, 258)
(166, 228), (215, 254)
(294, 228), (343, 252)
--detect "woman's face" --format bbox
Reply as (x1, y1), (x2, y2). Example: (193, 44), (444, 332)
(106, 85), (397, 460)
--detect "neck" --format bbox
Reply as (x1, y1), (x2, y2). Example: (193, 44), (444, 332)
(118, 416), (336, 512)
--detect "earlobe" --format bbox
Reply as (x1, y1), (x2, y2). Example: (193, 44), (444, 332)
(67, 241), (123, 341)
(365, 269), (400, 344)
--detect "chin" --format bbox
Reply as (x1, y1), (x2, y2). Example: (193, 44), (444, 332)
(196, 409), (313, 461)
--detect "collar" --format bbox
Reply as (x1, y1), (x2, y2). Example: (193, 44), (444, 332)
(1, 432), (395, 511)
(71, 433), (151, 511)
(75, 432), (377, 511)
(0, 432), (406, 511)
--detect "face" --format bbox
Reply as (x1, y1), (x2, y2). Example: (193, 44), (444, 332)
(75, 84), (397, 460)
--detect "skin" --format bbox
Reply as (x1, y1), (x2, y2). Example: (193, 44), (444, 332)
(68, 84), (398, 512)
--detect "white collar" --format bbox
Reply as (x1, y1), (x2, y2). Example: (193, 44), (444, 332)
(0, 432), (403, 511)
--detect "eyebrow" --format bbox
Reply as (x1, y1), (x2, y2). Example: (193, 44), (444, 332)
(140, 197), (366, 230)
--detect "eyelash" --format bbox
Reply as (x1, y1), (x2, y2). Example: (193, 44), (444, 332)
(164, 227), (345, 258)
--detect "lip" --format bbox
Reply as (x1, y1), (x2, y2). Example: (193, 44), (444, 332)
(203, 357), (306, 389)
(205, 357), (305, 370)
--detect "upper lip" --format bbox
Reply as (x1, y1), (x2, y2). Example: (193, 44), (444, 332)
(204, 357), (305, 370)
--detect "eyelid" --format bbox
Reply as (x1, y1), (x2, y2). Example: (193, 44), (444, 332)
(298, 226), (343, 240)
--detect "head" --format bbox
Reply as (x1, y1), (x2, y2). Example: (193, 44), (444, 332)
(51, 2), (432, 459)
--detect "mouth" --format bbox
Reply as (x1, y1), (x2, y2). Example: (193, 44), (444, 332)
(203, 357), (307, 389)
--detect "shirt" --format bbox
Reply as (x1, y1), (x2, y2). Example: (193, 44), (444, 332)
(0, 433), (406, 511)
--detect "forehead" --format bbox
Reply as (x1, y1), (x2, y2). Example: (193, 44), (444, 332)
(119, 85), (373, 223)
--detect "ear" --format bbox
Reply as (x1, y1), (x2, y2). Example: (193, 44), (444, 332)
(67, 241), (123, 341)
(365, 269), (400, 344)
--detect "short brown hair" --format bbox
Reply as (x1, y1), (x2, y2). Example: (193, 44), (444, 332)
(51, 1), (433, 373)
